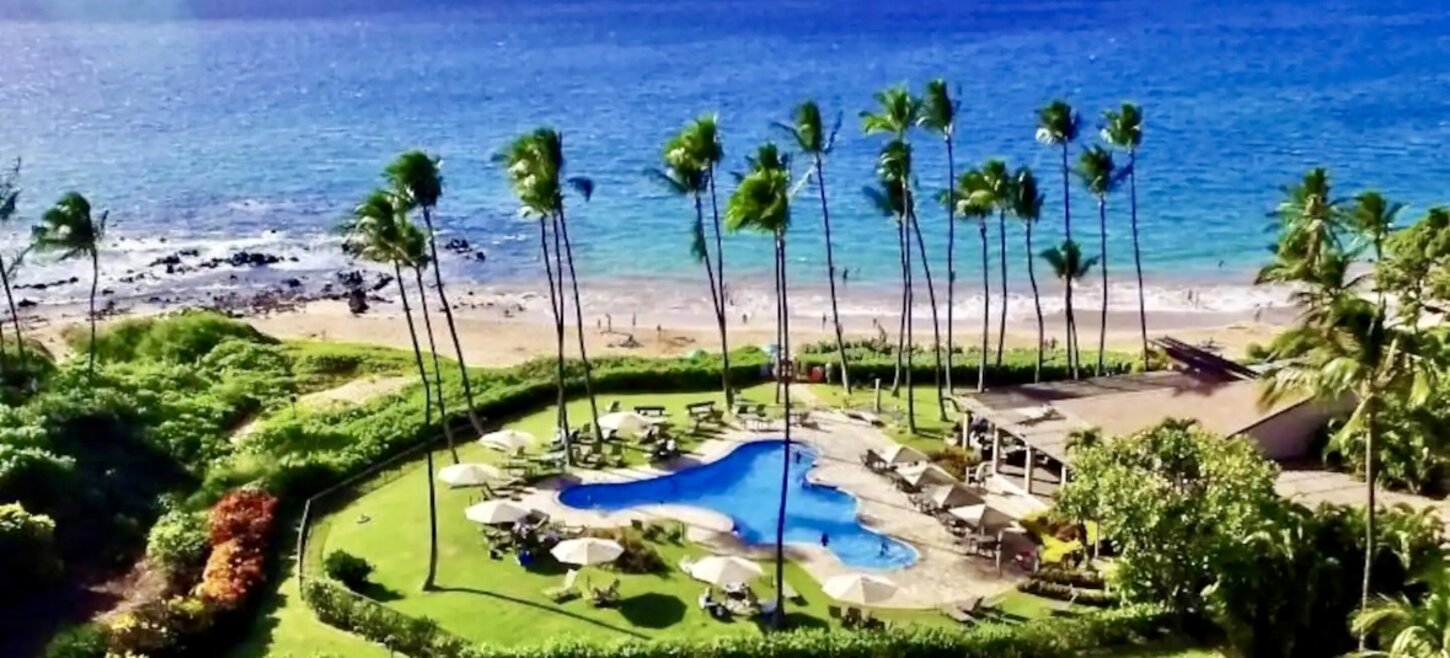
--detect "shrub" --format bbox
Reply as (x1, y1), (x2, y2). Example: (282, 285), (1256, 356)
(1032, 567), (1107, 589)
(199, 488), (277, 609)
(74, 310), (273, 365)
(208, 488), (278, 546)
(928, 446), (980, 480)
(323, 550), (374, 591)
(795, 339), (1138, 387)
(0, 502), (62, 599)
(104, 595), (214, 656)
(41, 623), (107, 658)
(146, 509), (210, 578)
(587, 528), (665, 574)
(1018, 579), (1119, 607)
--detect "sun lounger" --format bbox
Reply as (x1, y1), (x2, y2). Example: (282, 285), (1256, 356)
(590, 579), (621, 607)
(635, 405), (667, 418)
(544, 569), (581, 602)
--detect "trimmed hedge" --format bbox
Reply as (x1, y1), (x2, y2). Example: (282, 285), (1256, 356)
(302, 577), (1173, 657)
(1032, 567), (1108, 590)
(1019, 579), (1120, 607)
(795, 341), (1139, 387)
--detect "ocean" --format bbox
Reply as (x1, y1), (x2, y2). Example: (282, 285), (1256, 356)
(1, 0), (1447, 317)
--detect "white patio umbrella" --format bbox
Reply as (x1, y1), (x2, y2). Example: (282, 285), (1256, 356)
(899, 463), (957, 487)
(479, 429), (532, 452)
(598, 411), (659, 438)
(551, 537), (624, 566)
(823, 573), (898, 605)
(687, 555), (764, 586)
(925, 483), (980, 509)
(464, 500), (531, 525)
(948, 504), (1011, 531)
(437, 463), (504, 487)
(881, 444), (928, 466)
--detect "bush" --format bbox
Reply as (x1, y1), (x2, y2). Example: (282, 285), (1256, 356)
(1018, 579), (1119, 607)
(587, 528), (666, 574)
(41, 623), (107, 658)
(0, 502), (62, 600)
(146, 509), (210, 577)
(323, 550), (374, 591)
(1032, 567), (1107, 589)
(199, 488), (277, 609)
(74, 310), (273, 365)
(928, 446), (980, 480)
(795, 339), (1138, 387)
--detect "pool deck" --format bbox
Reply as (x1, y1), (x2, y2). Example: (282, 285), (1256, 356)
(519, 405), (1026, 609)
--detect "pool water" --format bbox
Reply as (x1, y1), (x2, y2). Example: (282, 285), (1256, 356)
(558, 440), (916, 569)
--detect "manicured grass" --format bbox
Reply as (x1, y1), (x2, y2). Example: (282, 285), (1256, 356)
(807, 383), (961, 455)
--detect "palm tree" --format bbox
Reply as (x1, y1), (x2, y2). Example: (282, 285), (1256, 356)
(387, 150), (486, 455)
(726, 142), (793, 629)
(402, 225), (458, 465)
(976, 159), (1015, 368)
(682, 115), (735, 409)
(1041, 240), (1097, 380)
(1011, 167), (1047, 381)
(0, 160), (24, 375)
(649, 122), (733, 406)
(1352, 566), (1450, 657)
(1101, 103), (1147, 369)
(1076, 145), (1118, 376)
(864, 139), (917, 433)
(343, 189), (439, 591)
(1036, 100), (1082, 372)
(35, 192), (107, 378)
(953, 167), (993, 392)
(776, 100), (851, 394)
(918, 80), (959, 393)
(863, 85), (945, 421)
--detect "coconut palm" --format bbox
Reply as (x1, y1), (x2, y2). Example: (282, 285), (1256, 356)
(1036, 100), (1082, 372)
(776, 100), (851, 394)
(1101, 103), (1147, 369)
(386, 150), (486, 454)
(1012, 167), (1047, 381)
(1041, 240), (1096, 379)
(0, 160), (20, 373)
(976, 159), (1015, 368)
(1258, 168), (1345, 288)
(1352, 566), (1450, 657)
(34, 192), (107, 378)
(650, 122), (734, 406)
(865, 139), (918, 432)
(726, 142), (793, 628)
(952, 167), (993, 392)
(401, 226), (459, 465)
(918, 79), (959, 393)
(863, 85), (945, 420)
(680, 115), (735, 408)
(1076, 145), (1119, 376)
(343, 189), (439, 591)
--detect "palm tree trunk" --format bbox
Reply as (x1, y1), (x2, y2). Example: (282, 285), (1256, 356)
(902, 216), (916, 434)
(413, 267), (458, 463)
(909, 212), (946, 420)
(88, 250), (99, 379)
(707, 170), (734, 408)
(773, 241), (783, 404)
(537, 218), (571, 464)
(1065, 271), (1078, 380)
(1060, 144), (1077, 373)
(943, 136), (957, 395)
(1361, 400), (1377, 649)
(995, 210), (1009, 367)
(419, 207), (487, 442)
(772, 233), (792, 629)
(813, 156), (851, 395)
(978, 223), (989, 392)
(892, 226), (907, 396)
(1097, 198), (1109, 376)
(556, 210), (603, 443)
(0, 253), (24, 375)
(695, 199), (733, 410)
(394, 262), (438, 591)
(1128, 153), (1148, 371)
(1025, 225), (1044, 382)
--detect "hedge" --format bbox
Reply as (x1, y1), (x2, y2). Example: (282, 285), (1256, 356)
(794, 341), (1139, 387)
(1018, 579), (1120, 608)
(302, 577), (1174, 658)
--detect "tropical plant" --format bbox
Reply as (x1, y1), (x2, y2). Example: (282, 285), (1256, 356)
(863, 139), (917, 432)
(1353, 565), (1450, 658)
(952, 165), (995, 392)
(1076, 145), (1119, 376)
(1036, 100), (1082, 372)
(0, 160), (23, 376)
(650, 118), (734, 406)
(34, 192), (108, 378)
(342, 189), (439, 590)
(1042, 240), (1096, 378)
(402, 221), (458, 464)
(1101, 103), (1147, 369)
(776, 100), (851, 394)
(725, 142), (793, 628)
(918, 80), (960, 393)
(386, 150), (486, 452)
(979, 159), (1015, 367)
(683, 115), (734, 408)
(1012, 166), (1047, 381)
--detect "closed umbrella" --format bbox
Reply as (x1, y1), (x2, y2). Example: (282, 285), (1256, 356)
(464, 500), (531, 525)
(480, 429), (532, 451)
(687, 555), (764, 586)
(551, 537), (624, 566)
(438, 463), (504, 487)
(823, 573), (898, 605)
(881, 444), (928, 466)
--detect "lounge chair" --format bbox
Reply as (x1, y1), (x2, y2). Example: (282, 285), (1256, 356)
(635, 405), (667, 418)
(827, 604), (843, 621)
(590, 579), (621, 607)
(544, 569), (581, 602)
(679, 556), (696, 575)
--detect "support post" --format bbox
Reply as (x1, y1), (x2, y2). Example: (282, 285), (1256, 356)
(1024, 444), (1036, 496)
(991, 427), (1002, 476)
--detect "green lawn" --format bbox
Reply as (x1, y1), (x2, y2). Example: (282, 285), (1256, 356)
(807, 383), (961, 455)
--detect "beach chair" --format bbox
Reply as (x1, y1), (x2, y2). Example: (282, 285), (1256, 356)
(590, 579), (621, 607)
(635, 405), (666, 418)
(827, 605), (843, 622)
(544, 569), (581, 602)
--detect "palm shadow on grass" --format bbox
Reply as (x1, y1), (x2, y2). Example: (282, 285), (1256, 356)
(617, 592), (686, 629)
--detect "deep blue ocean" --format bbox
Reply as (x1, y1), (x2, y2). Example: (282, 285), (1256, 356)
(2, 0), (1447, 311)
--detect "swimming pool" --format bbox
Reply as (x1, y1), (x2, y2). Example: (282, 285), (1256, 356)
(557, 440), (916, 569)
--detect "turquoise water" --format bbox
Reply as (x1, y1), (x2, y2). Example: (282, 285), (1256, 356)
(558, 440), (917, 569)
(1, 0), (1447, 304)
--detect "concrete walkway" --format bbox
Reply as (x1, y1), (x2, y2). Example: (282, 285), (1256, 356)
(519, 409), (1024, 609)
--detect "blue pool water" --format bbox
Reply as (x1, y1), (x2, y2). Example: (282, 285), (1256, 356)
(558, 440), (916, 570)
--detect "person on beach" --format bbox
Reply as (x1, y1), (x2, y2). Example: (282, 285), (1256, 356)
(820, 533), (830, 547)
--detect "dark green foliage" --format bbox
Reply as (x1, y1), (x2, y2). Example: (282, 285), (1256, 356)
(794, 340), (1136, 385)
(72, 310), (273, 365)
(145, 509), (210, 576)
(1018, 579), (1119, 607)
(302, 576), (1175, 657)
(0, 503), (62, 599)
(323, 549), (374, 591)
(0, 336), (57, 404)
(41, 623), (107, 658)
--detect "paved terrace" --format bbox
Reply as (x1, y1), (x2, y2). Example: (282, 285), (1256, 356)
(519, 411), (1027, 609)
